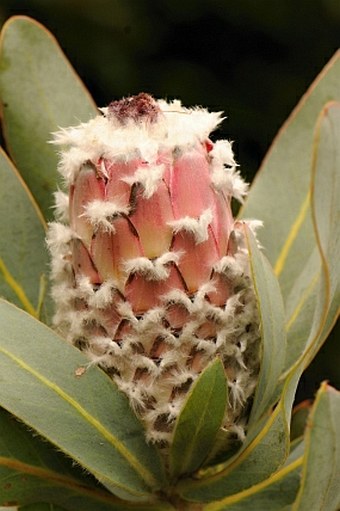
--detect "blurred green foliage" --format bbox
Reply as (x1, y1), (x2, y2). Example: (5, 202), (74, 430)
(0, 0), (339, 398)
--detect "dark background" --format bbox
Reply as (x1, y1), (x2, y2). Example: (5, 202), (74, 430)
(0, 0), (339, 402)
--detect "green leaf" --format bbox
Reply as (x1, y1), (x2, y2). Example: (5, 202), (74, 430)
(292, 383), (340, 511)
(244, 226), (286, 425)
(1, 407), (160, 511)
(177, 365), (301, 503)
(240, 53), (340, 371)
(306, 102), (340, 360)
(0, 16), (97, 219)
(239, 50), (340, 303)
(290, 401), (312, 442)
(201, 456), (303, 511)
(283, 101), (340, 375)
(0, 147), (51, 322)
(283, 248), (320, 370)
(285, 439), (305, 466)
(0, 300), (166, 502)
(169, 358), (227, 480)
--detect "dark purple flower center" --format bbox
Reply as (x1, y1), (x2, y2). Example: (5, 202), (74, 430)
(107, 93), (160, 124)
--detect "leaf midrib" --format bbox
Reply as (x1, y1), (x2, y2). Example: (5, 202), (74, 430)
(0, 346), (157, 490)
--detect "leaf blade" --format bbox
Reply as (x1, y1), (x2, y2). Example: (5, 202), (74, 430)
(293, 384), (340, 511)
(240, 51), (340, 300)
(245, 226), (287, 425)
(169, 358), (227, 479)
(0, 408), (138, 511)
(307, 102), (340, 359)
(0, 147), (51, 321)
(178, 367), (301, 503)
(202, 457), (303, 511)
(0, 301), (165, 502)
(0, 16), (97, 219)
(239, 53), (340, 373)
(283, 101), (340, 375)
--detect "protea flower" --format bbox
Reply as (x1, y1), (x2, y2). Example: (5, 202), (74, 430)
(47, 93), (261, 449)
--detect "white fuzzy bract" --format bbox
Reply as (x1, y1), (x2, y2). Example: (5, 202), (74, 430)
(52, 100), (223, 184)
(82, 200), (130, 232)
(168, 209), (213, 244)
(122, 163), (165, 199)
(124, 252), (182, 281)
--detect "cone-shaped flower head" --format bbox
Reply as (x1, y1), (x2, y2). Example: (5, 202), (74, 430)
(48, 94), (261, 447)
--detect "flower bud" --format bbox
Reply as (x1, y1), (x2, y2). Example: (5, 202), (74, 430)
(47, 94), (261, 448)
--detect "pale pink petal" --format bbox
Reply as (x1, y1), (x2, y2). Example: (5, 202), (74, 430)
(129, 181), (174, 258)
(226, 229), (238, 256)
(149, 337), (170, 361)
(210, 192), (234, 258)
(91, 217), (142, 288)
(194, 320), (218, 340)
(189, 350), (208, 373)
(206, 273), (231, 307)
(171, 227), (219, 294)
(125, 265), (185, 313)
(72, 238), (101, 284)
(104, 158), (141, 206)
(97, 312), (125, 341)
(70, 164), (106, 247)
(114, 319), (135, 342)
(164, 303), (191, 330)
(164, 146), (215, 219)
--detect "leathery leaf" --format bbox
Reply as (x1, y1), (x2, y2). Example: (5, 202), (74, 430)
(0, 16), (97, 219)
(292, 383), (340, 511)
(0, 408), (171, 511)
(169, 358), (227, 480)
(0, 300), (166, 502)
(0, 148), (51, 322)
(240, 53), (340, 376)
(244, 225), (286, 425)
(177, 364), (301, 502)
